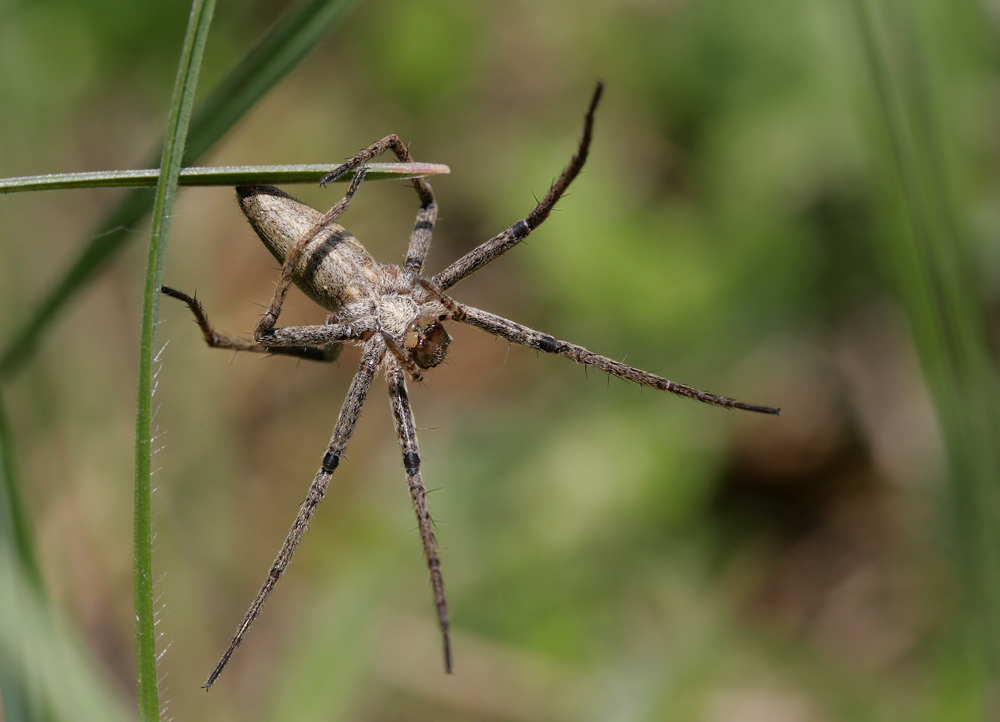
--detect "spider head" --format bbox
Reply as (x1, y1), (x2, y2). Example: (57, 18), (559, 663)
(405, 315), (452, 370)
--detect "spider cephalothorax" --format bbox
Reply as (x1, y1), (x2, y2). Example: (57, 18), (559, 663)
(163, 82), (778, 690)
(236, 181), (455, 377)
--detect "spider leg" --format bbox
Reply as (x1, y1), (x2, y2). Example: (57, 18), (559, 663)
(433, 83), (603, 291)
(203, 338), (385, 690)
(254, 165), (370, 338)
(256, 321), (369, 348)
(459, 305), (780, 415)
(319, 135), (438, 276)
(385, 359), (452, 673)
(161, 286), (346, 362)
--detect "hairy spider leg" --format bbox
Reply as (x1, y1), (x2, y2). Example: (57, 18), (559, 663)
(386, 360), (452, 673)
(160, 286), (352, 361)
(203, 338), (385, 690)
(433, 82), (604, 291)
(455, 304), (779, 415)
(417, 278), (777, 414)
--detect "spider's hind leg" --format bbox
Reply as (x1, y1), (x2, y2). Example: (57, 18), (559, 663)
(161, 286), (341, 362)
(386, 360), (452, 673)
(203, 339), (385, 689)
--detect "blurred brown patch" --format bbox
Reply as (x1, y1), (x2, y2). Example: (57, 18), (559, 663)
(712, 347), (920, 672)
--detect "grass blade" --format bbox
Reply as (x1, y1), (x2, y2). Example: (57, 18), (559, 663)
(0, 0), (361, 380)
(0, 551), (133, 722)
(182, 0), (360, 162)
(0, 390), (44, 722)
(0, 162), (450, 193)
(0, 393), (40, 589)
(0, 381), (128, 722)
(850, 0), (1000, 713)
(134, 1), (215, 719)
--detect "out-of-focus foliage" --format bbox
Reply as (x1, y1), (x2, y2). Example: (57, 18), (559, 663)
(1, 0), (999, 720)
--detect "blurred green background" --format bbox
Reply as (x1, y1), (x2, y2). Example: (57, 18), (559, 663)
(2, 0), (1000, 720)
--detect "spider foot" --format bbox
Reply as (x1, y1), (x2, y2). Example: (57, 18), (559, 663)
(319, 161), (363, 187)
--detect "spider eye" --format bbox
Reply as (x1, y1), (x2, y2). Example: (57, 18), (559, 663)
(410, 321), (451, 369)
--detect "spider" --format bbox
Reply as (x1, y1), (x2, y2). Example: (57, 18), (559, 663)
(162, 83), (779, 689)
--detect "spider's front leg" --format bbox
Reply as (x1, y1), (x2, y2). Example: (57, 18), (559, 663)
(441, 294), (779, 414)
(320, 134), (439, 275)
(385, 359), (452, 673)
(434, 82), (603, 291)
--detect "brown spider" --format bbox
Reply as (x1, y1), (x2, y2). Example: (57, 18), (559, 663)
(162, 83), (779, 689)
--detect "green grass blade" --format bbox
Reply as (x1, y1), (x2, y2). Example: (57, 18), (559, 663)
(0, 385), (127, 722)
(182, 0), (361, 162)
(0, 393), (40, 589)
(0, 162), (450, 193)
(0, 555), (134, 722)
(134, 1), (215, 720)
(0, 540), (132, 722)
(850, 0), (1000, 713)
(0, 0), (360, 381)
(0, 188), (155, 379)
(0, 390), (45, 722)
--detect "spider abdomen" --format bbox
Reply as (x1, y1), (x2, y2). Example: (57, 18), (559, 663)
(238, 185), (377, 313)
